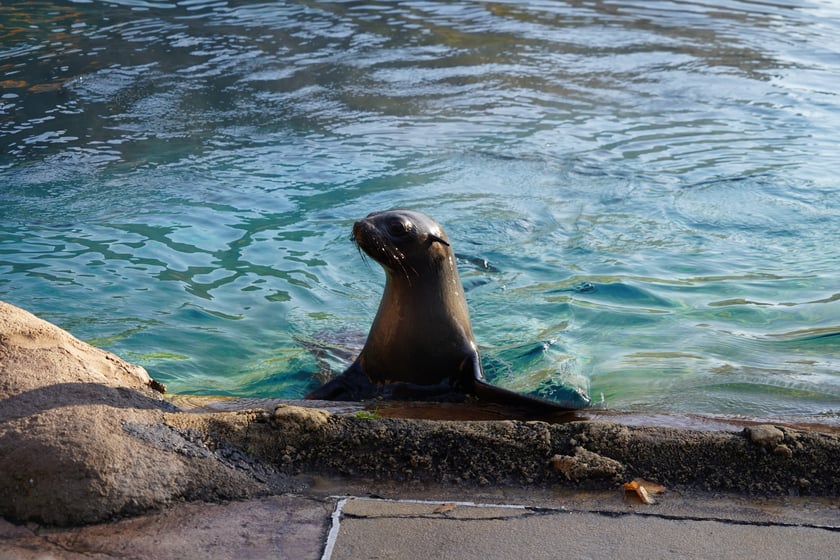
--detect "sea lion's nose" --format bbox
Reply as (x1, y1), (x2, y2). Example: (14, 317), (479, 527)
(352, 218), (374, 243)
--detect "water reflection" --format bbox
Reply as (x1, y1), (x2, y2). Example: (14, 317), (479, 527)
(4, 0), (831, 173)
(1, 0), (839, 421)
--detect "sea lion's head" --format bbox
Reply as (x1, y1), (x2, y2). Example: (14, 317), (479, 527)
(352, 210), (453, 278)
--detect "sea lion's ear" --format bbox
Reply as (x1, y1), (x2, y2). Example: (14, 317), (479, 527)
(428, 234), (450, 247)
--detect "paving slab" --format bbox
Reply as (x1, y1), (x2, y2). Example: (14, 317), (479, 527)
(325, 496), (840, 560)
(0, 495), (334, 560)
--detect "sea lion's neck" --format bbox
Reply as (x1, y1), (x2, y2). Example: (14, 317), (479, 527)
(360, 255), (476, 384)
(384, 255), (470, 326)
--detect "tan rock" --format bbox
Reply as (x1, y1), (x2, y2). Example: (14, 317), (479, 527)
(745, 425), (785, 448)
(0, 300), (156, 399)
(0, 300), (281, 526)
(550, 447), (625, 482)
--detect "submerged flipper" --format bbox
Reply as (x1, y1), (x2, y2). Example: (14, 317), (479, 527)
(465, 345), (590, 412)
(471, 378), (589, 412)
(306, 358), (383, 401)
(305, 358), (469, 403)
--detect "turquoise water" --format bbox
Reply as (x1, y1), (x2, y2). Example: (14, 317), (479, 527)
(2, 0), (840, 422)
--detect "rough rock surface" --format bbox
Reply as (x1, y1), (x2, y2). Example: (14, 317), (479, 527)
(174, 405), (840, 497)
(0, 301), (287, 526)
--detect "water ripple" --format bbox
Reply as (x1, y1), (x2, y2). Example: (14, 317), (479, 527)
(1, 0), (839, 419)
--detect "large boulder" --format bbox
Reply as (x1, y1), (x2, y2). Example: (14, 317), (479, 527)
(0, 301), (280, 526)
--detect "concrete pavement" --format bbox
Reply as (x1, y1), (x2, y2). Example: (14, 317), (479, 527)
(326, 495), (840, 560)
(3, 485), (838, 559)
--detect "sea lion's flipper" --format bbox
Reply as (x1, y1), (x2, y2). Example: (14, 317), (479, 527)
(472, 378), (590, 412)
(305, 358), (377, 401)
(463, 346), (589, 412)
(306, 360), (469, 402)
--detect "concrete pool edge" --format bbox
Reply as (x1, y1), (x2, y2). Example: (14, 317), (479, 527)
(164, 399), (840, 499)
(168, 393), (840, 434)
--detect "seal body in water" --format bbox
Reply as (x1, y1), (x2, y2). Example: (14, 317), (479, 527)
(306, 210), (589, 411)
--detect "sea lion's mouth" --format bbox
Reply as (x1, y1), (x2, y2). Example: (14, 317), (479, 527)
(352, 218), (411, 277)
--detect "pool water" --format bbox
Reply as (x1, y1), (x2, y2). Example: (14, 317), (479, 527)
(2, 0), (840, 422)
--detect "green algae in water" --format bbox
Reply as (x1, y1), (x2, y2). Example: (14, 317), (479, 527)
(132, 352), (191, 362)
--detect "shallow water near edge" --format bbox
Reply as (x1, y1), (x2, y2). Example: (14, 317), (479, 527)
(2, 0), (840, 423)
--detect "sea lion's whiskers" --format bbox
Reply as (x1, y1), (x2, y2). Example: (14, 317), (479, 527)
(351, 235), (371, 267)
(357, 249), (370, 267)
(390, 248), (414, 285)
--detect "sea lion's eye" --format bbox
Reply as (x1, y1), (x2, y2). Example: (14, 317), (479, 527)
(388, 220), (411, 237)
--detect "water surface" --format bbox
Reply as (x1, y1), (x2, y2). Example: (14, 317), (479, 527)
(2, 0), (840, 422)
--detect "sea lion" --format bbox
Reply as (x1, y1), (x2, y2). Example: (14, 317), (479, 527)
(306, 209), (589, 412)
